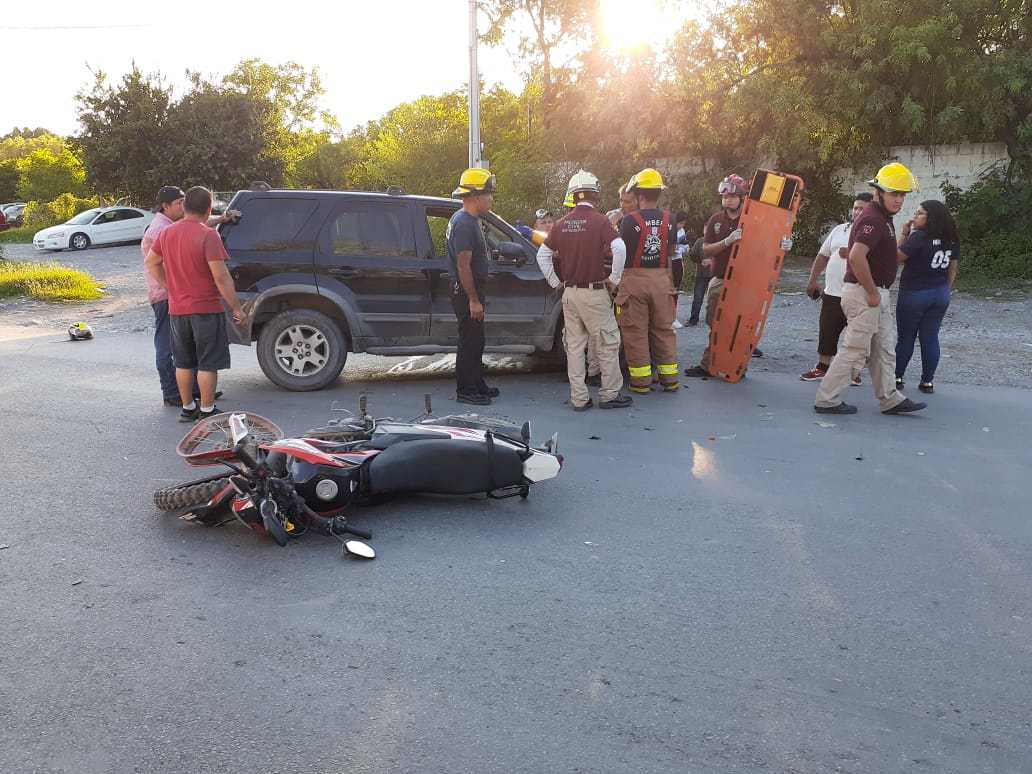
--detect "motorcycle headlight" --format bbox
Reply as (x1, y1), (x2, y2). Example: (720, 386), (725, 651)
(315, 478), (339, 501)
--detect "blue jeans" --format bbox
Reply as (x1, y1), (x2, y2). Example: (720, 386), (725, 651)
(895, 285), (950, 383)
(152, 300), (179, 399)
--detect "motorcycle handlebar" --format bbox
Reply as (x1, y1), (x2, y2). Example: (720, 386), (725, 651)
(300, 503), (372, 540)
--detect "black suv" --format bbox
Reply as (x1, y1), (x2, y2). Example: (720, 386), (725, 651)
(219, 188), (562, 391)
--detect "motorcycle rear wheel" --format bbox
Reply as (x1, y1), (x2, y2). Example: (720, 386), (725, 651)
(154, 474), (232, 511)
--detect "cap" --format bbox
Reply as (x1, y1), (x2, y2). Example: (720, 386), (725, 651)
(153, 186), (186, 213)
(535, 209), (553, 219)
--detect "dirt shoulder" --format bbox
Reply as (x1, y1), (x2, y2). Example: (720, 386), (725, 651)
(2, 243), (1029, 389)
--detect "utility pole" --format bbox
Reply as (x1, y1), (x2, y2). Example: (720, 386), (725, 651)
(468, 0), (485, 169)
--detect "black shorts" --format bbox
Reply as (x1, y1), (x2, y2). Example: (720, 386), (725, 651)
(818, 293), (848, 357)
(170, 312), (231, 371)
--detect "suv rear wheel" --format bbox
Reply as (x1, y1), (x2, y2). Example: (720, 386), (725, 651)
(257, 309), (348, 391)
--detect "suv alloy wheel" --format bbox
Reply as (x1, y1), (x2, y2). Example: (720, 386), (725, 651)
(257, 309), (348, 391)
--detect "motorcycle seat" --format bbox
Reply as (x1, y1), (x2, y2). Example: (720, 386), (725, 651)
(366, 437), (523, 495)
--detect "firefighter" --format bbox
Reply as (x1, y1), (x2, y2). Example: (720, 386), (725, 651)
(615, 168), (681, 393)
(536, 170), (632, 411)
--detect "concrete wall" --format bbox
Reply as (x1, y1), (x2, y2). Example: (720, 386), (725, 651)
(836, 143), (1009, 197)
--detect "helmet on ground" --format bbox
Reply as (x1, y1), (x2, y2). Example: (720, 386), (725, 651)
(452, 167), (497, 197)
(718, 174), (749, 196)
(628, 168), (667, 191)
(868, 162), (919, 193)
(68, 322), (93, 340)
(566, 170), (601, 196)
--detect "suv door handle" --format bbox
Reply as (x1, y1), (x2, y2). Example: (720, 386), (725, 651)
(328, 267), (358, 278)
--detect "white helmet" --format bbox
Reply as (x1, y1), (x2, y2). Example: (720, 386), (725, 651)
(566, 169), (600, 197)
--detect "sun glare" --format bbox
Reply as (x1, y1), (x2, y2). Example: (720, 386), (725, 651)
(599, 0), (689, 51)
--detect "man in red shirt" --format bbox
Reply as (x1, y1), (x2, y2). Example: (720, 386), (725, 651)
(536, 170), (632, 411)
(144, 186), (244, 422)
(814, 163), (926, 415)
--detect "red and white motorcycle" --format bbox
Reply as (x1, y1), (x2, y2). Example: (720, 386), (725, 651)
(154, 398), (563, 559)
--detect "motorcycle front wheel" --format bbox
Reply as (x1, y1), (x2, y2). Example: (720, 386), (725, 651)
(154, 474), (232, 511)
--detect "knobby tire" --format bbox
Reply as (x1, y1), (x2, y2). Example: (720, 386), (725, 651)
(154, 473), (231, 511)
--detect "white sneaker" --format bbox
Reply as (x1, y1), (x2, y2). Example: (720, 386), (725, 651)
(672, 320), (684, 329)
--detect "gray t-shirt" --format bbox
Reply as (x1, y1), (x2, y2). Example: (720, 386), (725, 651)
(446, 209), (489, 282)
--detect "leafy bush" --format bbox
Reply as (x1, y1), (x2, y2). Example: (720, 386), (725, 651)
(23, 194), (98, 230)
(942, 172), (1032, 281)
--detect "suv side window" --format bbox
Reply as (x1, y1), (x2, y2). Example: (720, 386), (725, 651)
(424, 207), (511, 258)
(326, 202), (415, 257)
(224, 197), (320, 251)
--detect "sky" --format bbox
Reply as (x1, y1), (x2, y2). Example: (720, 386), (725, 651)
(0, 0), (692, 139)
(0, 2), (525, 138)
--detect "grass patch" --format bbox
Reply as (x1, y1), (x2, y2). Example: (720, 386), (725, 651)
(0, 226), (35, 244)
(0, 260), (106, 302)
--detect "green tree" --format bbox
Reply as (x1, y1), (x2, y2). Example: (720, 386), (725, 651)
(74, 66), (174, 202)
(15, 149), (89, 202)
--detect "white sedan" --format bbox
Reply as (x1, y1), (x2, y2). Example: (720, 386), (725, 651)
(33, 206), (155, 251)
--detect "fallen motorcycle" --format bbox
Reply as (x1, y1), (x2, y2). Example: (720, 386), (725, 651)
(153, 398), (563, 557)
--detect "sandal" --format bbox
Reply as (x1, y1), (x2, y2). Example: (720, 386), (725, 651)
(919, 382), (934, 394)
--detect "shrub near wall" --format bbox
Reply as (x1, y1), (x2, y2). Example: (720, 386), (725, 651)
(943, 175), (1032, 282)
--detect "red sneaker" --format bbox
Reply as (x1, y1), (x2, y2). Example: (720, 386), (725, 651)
(800, 367), (827, 381)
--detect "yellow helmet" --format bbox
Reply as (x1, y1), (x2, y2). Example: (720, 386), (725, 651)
(563, 191), (575, 209)
(868, 162), (919, 193)
(452, 167), (497, 198)
(629, 167), (667, 191)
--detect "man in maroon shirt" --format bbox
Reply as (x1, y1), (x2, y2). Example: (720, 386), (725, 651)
(144, 186), (244, 422)
(537, 170), (632, 411)
(814, 163), (926, 415)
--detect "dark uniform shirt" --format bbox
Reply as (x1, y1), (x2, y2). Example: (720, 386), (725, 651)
(446, 209), (489, 282)
(544, 204), (617, 285)
(844, 202), (899, 288)
(620, 208), (676, 268)
(702, 209), (740, 279)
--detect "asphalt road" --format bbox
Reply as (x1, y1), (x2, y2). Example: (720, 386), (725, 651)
(1, 312), (1030, 773)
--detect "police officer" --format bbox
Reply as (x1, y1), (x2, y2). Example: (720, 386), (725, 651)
(616, 168), (681, 393)
(447, 167), (499, 406)
(537, 170), (632, 411)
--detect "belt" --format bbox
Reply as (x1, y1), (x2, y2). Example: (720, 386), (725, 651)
(568, 281), (608, 290)
(845, 280), (891, 290)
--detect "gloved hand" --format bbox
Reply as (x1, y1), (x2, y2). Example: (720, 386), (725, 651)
(723, 228), (743, 246)
(780, 236), (793, 252)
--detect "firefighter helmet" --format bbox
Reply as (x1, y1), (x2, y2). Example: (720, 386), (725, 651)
(566, 170), (601, 196)
(868, 162), (919, 193)
(68, 322), (93, 341)
(628, 168), (667, 191)
(451, 167), (497, 198)
(564, 191), (575, 209)
(717, 174), (749, 196)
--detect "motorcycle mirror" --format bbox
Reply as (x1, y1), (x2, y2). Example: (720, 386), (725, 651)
(520, 421), (531, 443)
(343, 540), (376, 560)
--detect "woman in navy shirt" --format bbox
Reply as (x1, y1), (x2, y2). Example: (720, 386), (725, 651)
(894, 200), (960, 394)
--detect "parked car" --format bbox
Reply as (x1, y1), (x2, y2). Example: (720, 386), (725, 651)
(216, 187), (563, 391)
(33, 206), (154, 251)
(1, 202), (26, 227)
